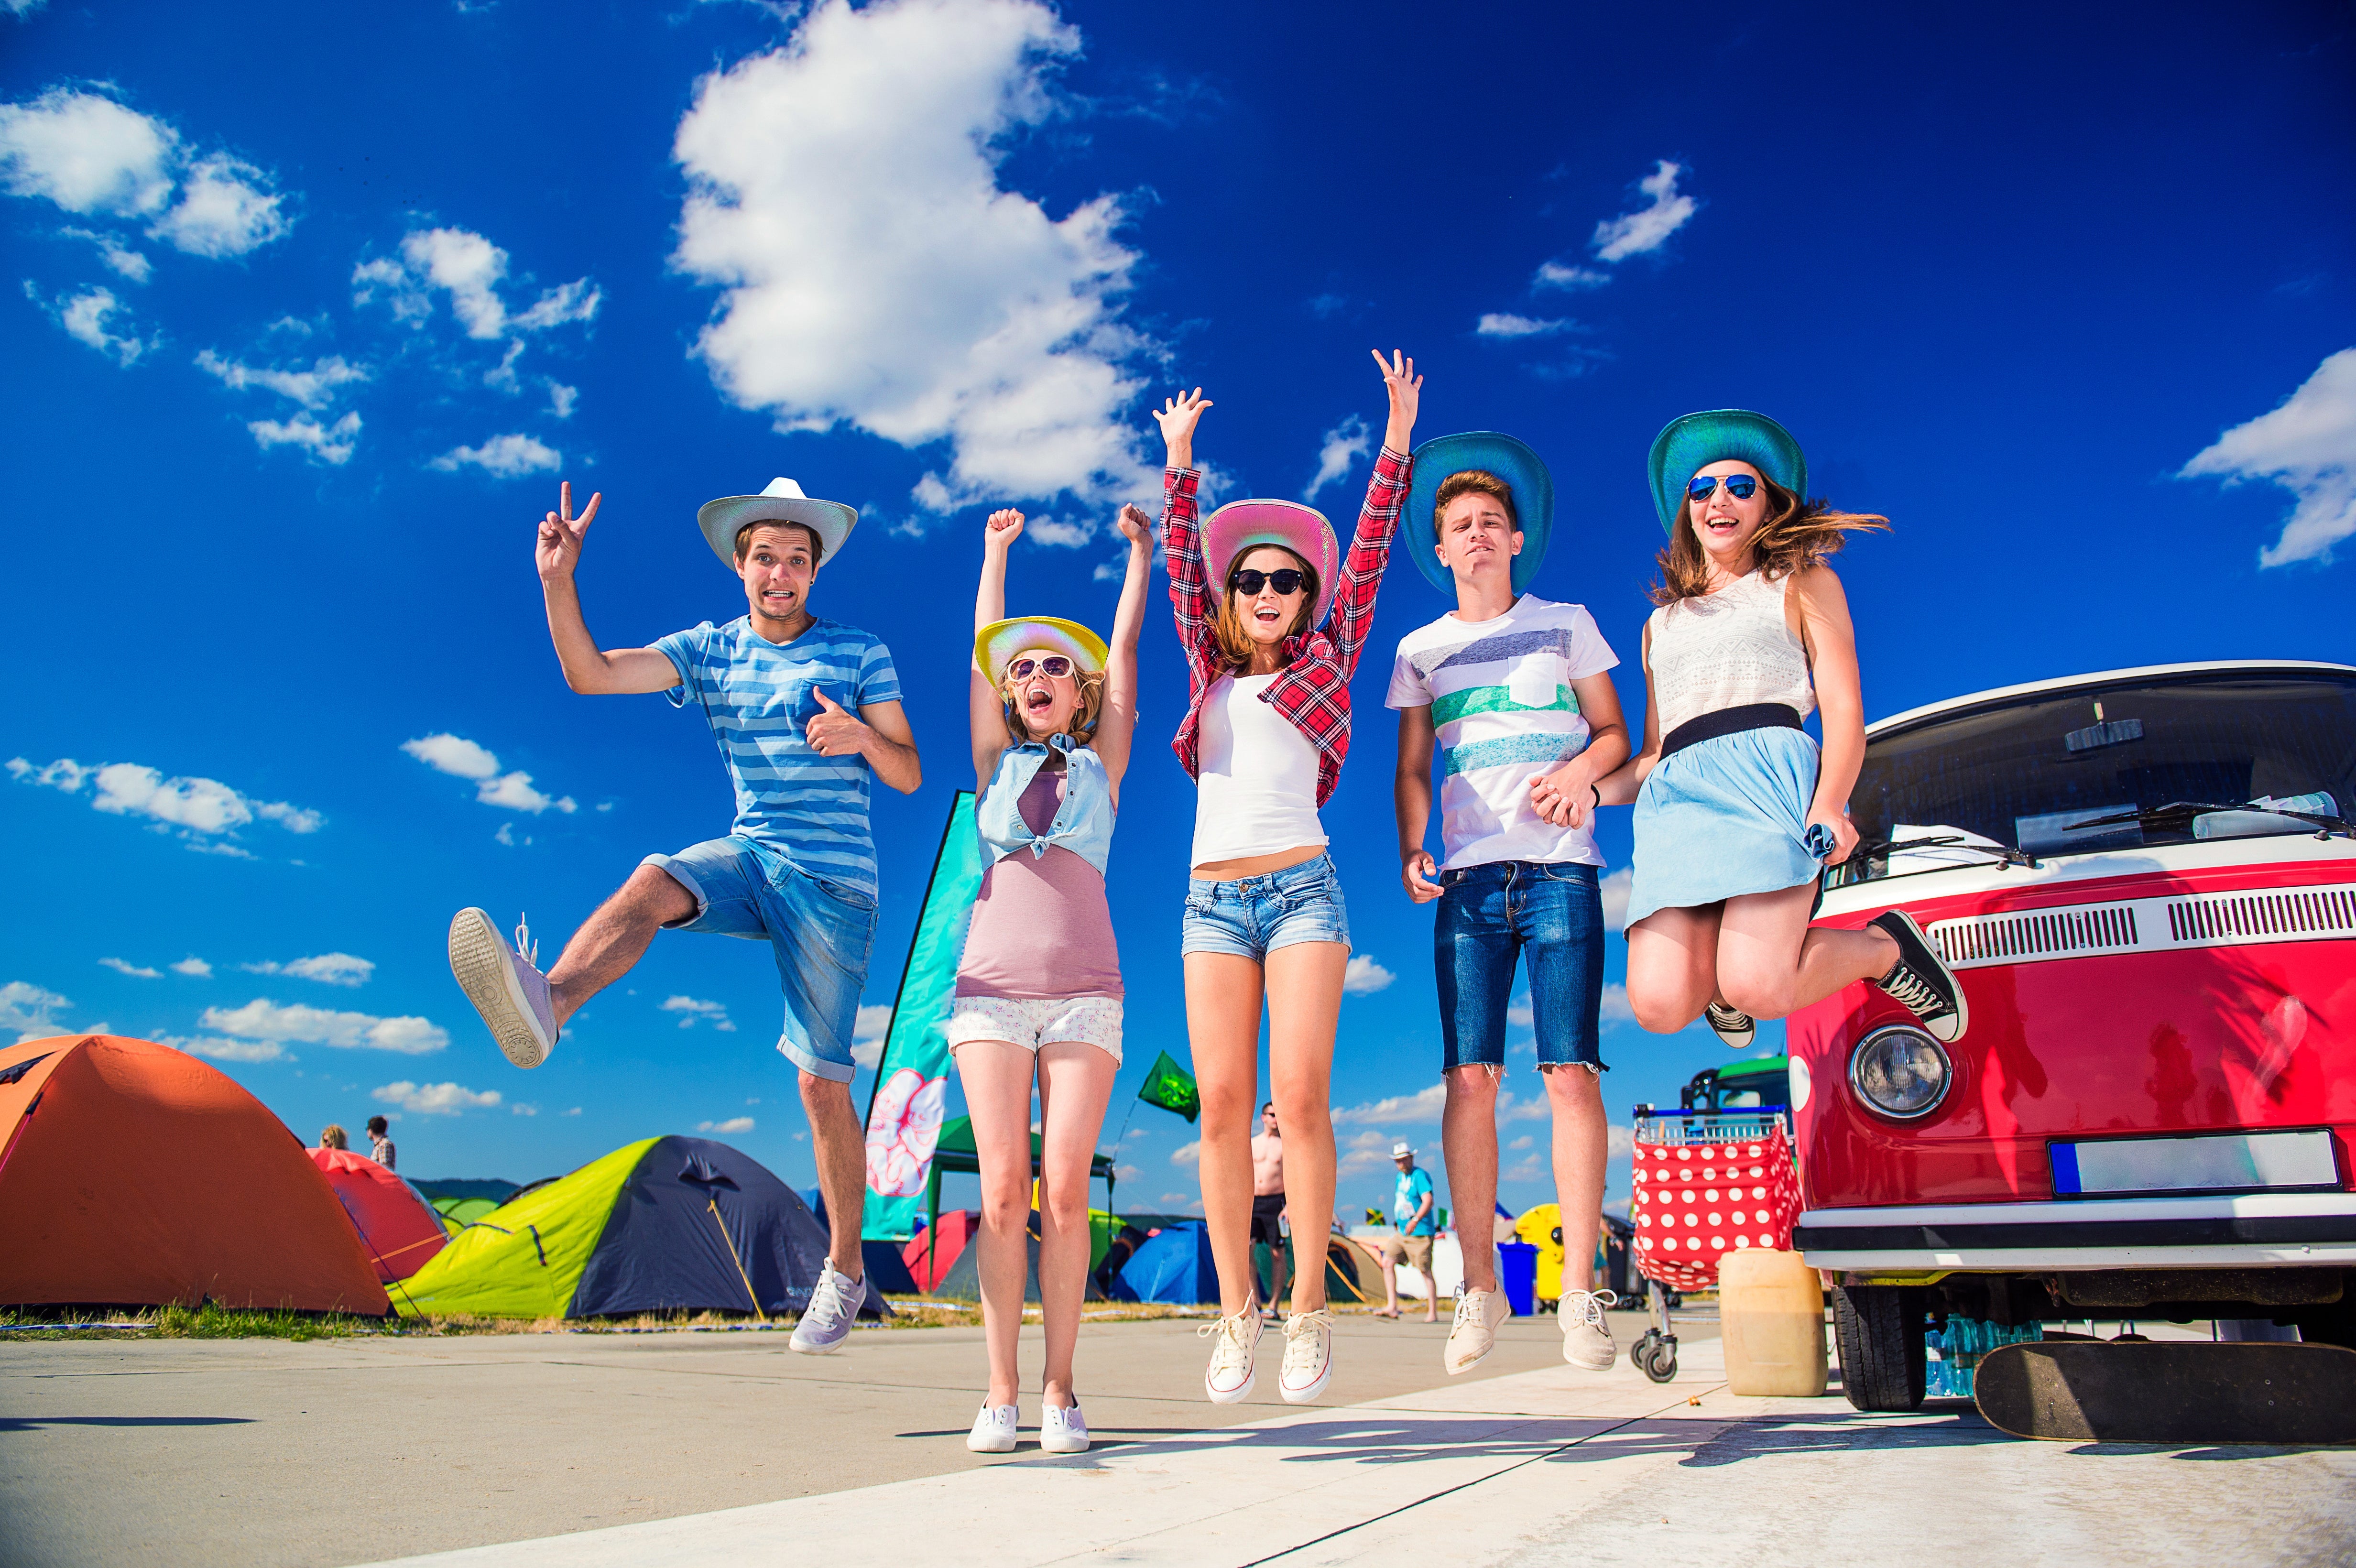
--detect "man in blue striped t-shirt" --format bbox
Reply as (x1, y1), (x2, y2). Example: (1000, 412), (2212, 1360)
(446, 477), (921, 1353)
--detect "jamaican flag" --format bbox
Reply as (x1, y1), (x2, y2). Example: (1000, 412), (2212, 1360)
(1136, 1049), (1199, 1123)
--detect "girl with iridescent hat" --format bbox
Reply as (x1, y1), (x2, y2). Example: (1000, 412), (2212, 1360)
(1589, 410), (1967, 1051)
(1153, 349), (1421, 1407)
(949, 497), (1153, 1457)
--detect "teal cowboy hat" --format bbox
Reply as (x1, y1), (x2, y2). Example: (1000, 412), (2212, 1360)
(1646, 411), (1807, 533)
(1401, 432), (1553, 595)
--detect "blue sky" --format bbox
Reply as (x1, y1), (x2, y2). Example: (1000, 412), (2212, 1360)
(4, 0), (2351, 1224)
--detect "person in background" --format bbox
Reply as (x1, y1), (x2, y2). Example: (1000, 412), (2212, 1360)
(366, 1115), (396, 1171)
(318, 1124), (349, 1152)
(1373, 1142), (1439, 1322)
(1249, 1102), (1289, 1318)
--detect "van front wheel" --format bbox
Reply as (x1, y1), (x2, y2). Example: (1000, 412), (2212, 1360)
(1833, 1283), (1927, 1411)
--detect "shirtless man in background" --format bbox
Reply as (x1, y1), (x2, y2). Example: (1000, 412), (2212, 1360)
(1249, 1102), (1289, 1317)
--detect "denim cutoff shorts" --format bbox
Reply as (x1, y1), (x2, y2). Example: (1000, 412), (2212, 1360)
(1435, 860), (1606, 1073)
(1180, 851), (1352, 962)
(644, 836), (879, 1084)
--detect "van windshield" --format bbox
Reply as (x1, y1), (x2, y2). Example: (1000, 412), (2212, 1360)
(1832, 671), (2356, 887)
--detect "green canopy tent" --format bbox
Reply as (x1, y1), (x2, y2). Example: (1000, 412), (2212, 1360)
(914, 1114), (1118, 1282)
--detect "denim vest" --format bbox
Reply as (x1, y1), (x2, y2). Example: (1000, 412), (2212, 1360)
(976, 734), (1115, 878)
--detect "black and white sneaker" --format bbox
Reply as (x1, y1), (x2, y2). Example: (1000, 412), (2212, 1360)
(1867, 910), (1968, 1043)
(1703, 1002), (1756, 1050)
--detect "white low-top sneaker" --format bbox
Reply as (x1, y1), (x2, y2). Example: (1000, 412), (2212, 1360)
(1560, 1288), (1620, 1371)
(1278, 1307), (1334, 1404)
(1444, 1287), (1510, 1375)
(790, 1261), (866, 1355)
(1039, 1400), (1090, 1454)
(448, 908), (558, 1069)
(966, 1403), (1018, 1453)
(1198, 1309), (1262, 1404)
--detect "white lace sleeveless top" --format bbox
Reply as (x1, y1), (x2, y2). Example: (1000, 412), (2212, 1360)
(1646, 570), (1815, 738)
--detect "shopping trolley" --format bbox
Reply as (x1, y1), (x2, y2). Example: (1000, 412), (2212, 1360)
(1624, 1108), (1801, 1383)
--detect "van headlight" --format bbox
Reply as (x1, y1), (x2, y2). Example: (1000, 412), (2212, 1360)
(1848, 1025), (1951, 1119)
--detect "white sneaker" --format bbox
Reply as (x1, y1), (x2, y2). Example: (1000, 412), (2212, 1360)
(1560, 1288), (1620, 1371)
(448, 909), (558, 1069)
(789, 1261), (866, 1355)
(1040, 1400), (1090, 1454)
(1198, 1310), (1261, 1404)
(1278, 1307), (1334, 1404)
(966, 1403), (1017, 1453)
(1445, 1287), (1510, 1375)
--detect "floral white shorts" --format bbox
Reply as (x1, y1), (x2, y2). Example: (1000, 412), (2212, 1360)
(944, 995), (1123, 1064)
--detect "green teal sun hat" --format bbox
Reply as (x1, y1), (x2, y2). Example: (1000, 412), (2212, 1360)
(973, 616), (1109, 685)
(1401, 433), (1554, 595)
(696, 477), (858, 569)
(1647, 411), (1807, 533)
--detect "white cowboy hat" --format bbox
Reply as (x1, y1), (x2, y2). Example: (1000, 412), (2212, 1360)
(1391, 1141), (1414, 1160)
(696, 478), (858, 570)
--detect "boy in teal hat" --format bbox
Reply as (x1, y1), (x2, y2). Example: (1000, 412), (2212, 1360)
(1385, 434), (1632, 1377)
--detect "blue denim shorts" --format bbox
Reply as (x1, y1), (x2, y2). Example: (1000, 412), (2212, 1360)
(1435, 860), (1606, 1073)
(644, 836), (878, 1084)
(1181, 852), (1352, 962)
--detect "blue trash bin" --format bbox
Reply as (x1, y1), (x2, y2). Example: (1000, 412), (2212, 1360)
(1497, 1241), (1537, 1317)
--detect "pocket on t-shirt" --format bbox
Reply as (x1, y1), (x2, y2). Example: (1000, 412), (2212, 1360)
(1508, 652), (1568, 709)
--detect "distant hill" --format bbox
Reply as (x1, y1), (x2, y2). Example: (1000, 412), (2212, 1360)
(413, 1178), (522, 1203)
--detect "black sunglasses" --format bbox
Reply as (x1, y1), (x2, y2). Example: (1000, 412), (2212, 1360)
(1008, 655), (1075, 679)
(1229, 568), (1307, 596)
(1687, 474), (1759, 501)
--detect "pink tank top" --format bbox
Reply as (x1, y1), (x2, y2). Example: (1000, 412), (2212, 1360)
(954, 769), (1123, 1000)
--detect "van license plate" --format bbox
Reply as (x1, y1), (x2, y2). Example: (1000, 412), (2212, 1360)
(2051, 1130), (2341, 1197)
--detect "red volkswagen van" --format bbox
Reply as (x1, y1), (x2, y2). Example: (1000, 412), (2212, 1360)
(1786, 661), (2356, 1410)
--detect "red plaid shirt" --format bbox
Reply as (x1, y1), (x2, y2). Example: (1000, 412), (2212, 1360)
(1162, 448), (1413, 806)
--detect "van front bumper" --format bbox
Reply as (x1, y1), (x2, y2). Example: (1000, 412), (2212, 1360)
(1795, 1192), (2356, 1272)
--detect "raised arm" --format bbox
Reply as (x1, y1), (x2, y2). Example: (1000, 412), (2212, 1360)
(1153, 389), (1214, 660)
(1793, 563), (1865, 864)
(1325, 351), (1421, 675)
(537, 482), (684, 695)
(1094, 503), (1155, 795)
(1395, 704), (1443, 903)
(970, 508), (1024, 784)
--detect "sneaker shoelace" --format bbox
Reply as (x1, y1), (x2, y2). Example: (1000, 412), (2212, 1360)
(513, 914), (538, 969)
(807, 1264), (856, 1326)
(1197, 1311), (1256, 1373)
(1282, 1308), (1332, 1377)
(1451, 1291), (1487, 1330)
(1878, 962), (1950, 1017)
(1561, 1288), (1619, 1329)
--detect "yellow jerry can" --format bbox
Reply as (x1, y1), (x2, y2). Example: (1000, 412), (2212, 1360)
(1512, 1202), (1565, 1301)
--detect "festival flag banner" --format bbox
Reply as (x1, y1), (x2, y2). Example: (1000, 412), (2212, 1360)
(860, 791), (983, 1241)
(1136, 1050), (1200, 1123)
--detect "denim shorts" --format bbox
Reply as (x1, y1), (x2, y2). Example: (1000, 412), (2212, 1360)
(644, 836), (878, 1084)
(1435, 860), (1606, 1073)
(1180, 852), (1352, 962)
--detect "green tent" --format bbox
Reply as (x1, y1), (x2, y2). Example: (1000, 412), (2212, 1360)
(432, 1196), (503, 1227)
(909, 1115), (1119, 1281)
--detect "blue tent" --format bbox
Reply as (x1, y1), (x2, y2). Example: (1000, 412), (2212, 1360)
(1116, 1221), (1217, 1304)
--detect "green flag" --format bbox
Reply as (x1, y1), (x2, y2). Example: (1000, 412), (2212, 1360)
(1136, 1050), (1199, 1123)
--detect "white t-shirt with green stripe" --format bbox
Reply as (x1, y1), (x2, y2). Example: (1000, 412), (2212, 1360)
(1385, 596), (1620, 870)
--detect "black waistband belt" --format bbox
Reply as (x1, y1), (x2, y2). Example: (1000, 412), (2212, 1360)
(1660, 703), (1804, 760)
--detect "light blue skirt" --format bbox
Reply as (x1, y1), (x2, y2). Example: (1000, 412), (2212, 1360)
(1625, 726), (1832, 928)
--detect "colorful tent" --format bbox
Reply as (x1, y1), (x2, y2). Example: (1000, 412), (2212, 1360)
(307, 1147), (447, 1283)
(0, 1035), (387, 1313)
(396, 1135), (888, 1320)
(432, 1196), (502, 1226)
(1114, 1221), (1217, 1304)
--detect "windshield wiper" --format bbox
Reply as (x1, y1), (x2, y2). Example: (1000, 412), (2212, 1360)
(1848, 833), (2042, 871)
(2068, 800), (2356, 840)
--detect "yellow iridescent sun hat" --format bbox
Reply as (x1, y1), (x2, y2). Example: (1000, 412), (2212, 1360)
(973, 616), (1109, 686)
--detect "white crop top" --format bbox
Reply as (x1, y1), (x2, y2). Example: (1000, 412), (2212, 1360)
(1646, 570), (1815, 738)
(1190, 674), (1327, 868)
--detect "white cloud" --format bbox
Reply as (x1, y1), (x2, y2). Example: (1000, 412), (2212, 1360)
(1303, 414), (1369, 502)
(98, 958), (161, 979)
(671, 0), (1157, 512)
(1600, 981), (1635, 1024)
(0, 89), (288, 257)
(2179, 347), (2356, 567)
(1599, 867), (1632, 931)
(401, 733), (577, 814)
(201, 998), (448, 1054)
(242, 953), (374, 987)
(1170, 1139), (1201, 1167)
(147, 152), (289, 258)
(851, 1002), (893, 1069)
(169, 956), (211, 978)
(196, 349), (369, 411)
(249, 412), (361, 466)
(164, 1034), (285, 1063)
(10, 754), (322, 844)
(1342, 954), (1395, 995)
(661, 994), (737, 1033)
(1476, 313), (1574, 339)
(1507, 1134), (1534, 1151)
(1337, 1128), (1398, 1175)
(1607, 1123), (1635, 1163)
(374, 1079), (501, 1115)
(354, 226), (600, 342)
(1, 980), (73, 1043)
(1533, 261), (1608, 291)
(1025, 516), (1095, 548)
(63, 227), (152, 282)
(1333, 1083), (1445, 1125)
(512, 1102), (538, 1116)
(430, 433), (561, 478)
(1591, 160), (1697, 263)
(698, 1116), (757, 1134)
(40, 285), (153, 365)
(547, 382), (578, 419)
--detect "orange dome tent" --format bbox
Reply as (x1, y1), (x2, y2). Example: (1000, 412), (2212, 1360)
(0, 1035), (388, 1313)
(308, 1146), (449, 1283)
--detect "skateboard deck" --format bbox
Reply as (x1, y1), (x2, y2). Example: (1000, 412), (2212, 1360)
(1974, 1341), (2356, 1444)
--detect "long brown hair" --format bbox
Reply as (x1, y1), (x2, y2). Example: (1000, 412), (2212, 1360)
(1211, 545), (1319, 671)
(1650, 476), (1888, 605)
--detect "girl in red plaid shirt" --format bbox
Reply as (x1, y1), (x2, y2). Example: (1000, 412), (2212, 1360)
(1157, 350), (1420, 1405)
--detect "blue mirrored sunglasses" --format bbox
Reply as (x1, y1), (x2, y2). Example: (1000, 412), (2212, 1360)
(1687, 474), (1759, 501)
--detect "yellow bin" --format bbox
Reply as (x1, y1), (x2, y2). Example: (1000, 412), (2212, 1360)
(1719, 1249), (1828, 1396)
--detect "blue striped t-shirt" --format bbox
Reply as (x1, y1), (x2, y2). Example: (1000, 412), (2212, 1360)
(655, 617), (903, 903)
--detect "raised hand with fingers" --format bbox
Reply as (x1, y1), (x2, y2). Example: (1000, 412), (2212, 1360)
(1152, 387), (1214, 469)
(1115, 502), (1153, 548)
(984, 508), (1025, 552)
(1371, 349), (1422, 450)
(537, 480), (602, 582)
(806, 688), (872, 758)
(1401, 848), (1444, 904)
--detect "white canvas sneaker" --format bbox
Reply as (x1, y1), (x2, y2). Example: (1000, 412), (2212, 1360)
(448, 908), (558, 1069)
(790, 1261), (866, 1355)
(1198, 1309), (1262, 1404)
(1444, 1287), (1510, 1375)
(1560, 1288), (1620, 1371)
(966, 1403), (1018, 1453)
(1278, 1308), (1334, 1403)
(1039, 1400), (1090, 1454)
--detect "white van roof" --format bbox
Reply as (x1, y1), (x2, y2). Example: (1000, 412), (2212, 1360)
(1868, 660), (2356, 738)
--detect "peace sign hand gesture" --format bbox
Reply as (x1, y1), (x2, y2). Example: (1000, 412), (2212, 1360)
(1372, 349), (1421, 450)
(537, 481), (602, 583)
